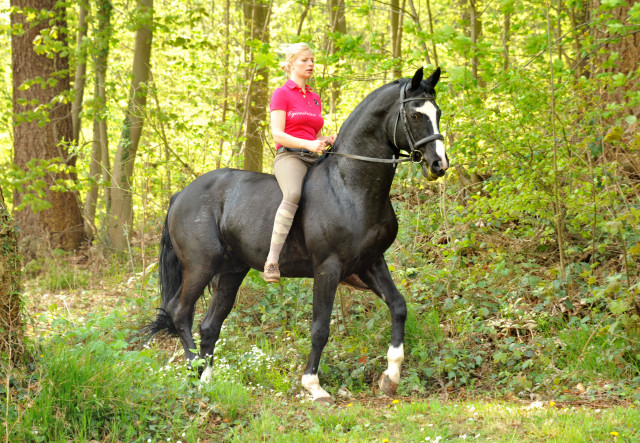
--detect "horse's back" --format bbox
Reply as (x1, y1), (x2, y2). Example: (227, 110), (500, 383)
(167, 168), (290, 271)
(171, 168), (279, 214)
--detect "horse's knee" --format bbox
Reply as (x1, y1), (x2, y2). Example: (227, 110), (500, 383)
(199, 321), (219, 345)
(393, 297), (407, 323)
(310, 325), (330, 348)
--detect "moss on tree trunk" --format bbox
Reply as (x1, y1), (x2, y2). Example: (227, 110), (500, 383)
(0, 187), (23, 364)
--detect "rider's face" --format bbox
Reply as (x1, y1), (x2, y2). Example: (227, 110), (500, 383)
(290, 51), (314, 81)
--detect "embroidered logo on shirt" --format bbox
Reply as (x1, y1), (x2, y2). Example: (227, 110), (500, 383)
(314, 99), (319, 106)
(288, 111), (319, 118)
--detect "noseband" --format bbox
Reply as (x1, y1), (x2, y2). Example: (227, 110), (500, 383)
(327, 81), (444, 165)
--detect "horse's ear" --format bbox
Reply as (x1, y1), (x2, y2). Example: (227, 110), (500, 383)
(409, 67), (424, 90)
(425, 67), (441, 88)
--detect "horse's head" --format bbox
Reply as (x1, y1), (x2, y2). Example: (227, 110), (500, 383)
(392, 67), (448, 180)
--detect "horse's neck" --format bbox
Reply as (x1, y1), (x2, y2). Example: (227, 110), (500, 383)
(331, 89), (399, 192)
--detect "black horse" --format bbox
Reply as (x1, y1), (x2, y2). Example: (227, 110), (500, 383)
(147, 67), (448, 402)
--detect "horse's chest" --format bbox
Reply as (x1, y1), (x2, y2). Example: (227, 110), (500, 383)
(307, 210), (396, 256)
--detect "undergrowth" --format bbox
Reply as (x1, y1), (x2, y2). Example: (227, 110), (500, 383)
(2, 198), (640, 441)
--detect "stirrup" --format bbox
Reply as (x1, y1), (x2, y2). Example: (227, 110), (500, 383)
(263, 262), (280, 283)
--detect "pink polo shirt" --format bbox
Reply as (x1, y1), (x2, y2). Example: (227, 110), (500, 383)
(270, 79), (324, 149)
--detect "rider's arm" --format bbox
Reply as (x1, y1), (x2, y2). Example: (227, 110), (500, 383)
(271, 110), (327, 153)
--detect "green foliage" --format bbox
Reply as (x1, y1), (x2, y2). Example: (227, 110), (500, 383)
(1, 155), (83, 212)
(3, 0), (640, 437)
(24, 249), (91, 291)
(11, 311), (167, 441)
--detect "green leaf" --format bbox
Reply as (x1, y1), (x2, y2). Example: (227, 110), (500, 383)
(493, 351), (508, 363)
(609, 299), (631, 314)
(604, 126), (623, 142)
(600, 0), (626, 10)
(630, 2), (640, 23)
(612, 73), (627, 87)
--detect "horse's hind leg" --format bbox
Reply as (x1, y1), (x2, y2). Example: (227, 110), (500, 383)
(166, 263), (215, 363)
(199, 270), (248, 383)
(360, 256), (407, 396)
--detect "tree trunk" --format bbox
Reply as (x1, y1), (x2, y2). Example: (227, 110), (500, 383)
(469, 0), (482, 84)
(502, 8), (511, 71)
(592, 1), (640, 117)
(11, 0), (86, 256)
(84, 0), (113, 240)
(328, 0), (347, 113)
(72, 1), (89, 145)
(0, 185), (23, 364)
(569, 0), (590, 78)
(390, 0), (404, 79)
(407, 0), (432, 66)
(242, 0), (271, 173)
(426, 0), (439, 66)
(297, 0), (311, 36)
(216, 0), (231, 170)
(107, 0), (153, 250)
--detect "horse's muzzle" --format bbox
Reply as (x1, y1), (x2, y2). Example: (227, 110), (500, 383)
(421, 158), (447, 181)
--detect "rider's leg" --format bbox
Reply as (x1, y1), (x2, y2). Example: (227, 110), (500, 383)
(264, 200), (298, 282)
(264, 151), (312, 282)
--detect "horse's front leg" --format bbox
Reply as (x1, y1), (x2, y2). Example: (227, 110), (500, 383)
(301, 267), (340, 403)
(360, 256), (407, 396)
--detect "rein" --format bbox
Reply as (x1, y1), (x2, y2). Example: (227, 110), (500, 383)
(326, 82), (444, 166)
(325, 151), (413, 165)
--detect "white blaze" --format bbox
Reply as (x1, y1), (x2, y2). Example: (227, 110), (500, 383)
(415, 101), (448, 170)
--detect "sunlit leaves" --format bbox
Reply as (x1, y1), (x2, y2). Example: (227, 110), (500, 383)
(600, 0), (627, 10)
(629, 1), (640, 22)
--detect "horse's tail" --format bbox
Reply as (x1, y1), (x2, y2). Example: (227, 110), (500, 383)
(144, 193), (182, 339)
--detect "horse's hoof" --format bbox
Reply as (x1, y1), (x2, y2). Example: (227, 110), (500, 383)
(378, 373), (399, 397)
(313, 396), (334, 406)
(200, 366), (213, 383)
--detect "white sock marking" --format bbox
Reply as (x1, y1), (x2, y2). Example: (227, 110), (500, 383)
(383, 344), (404, 385)
(200, 366), (213, 383)
(301, 374), (331, 401)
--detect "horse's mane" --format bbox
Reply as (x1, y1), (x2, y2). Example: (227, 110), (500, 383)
(344, 79), (403, 120)
(337, 76), (436, 137)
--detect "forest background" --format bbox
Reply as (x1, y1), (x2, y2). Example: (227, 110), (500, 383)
(1, 0), (640, 441)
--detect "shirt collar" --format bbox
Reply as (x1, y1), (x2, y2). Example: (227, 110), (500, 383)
(285, 79), (312, 92)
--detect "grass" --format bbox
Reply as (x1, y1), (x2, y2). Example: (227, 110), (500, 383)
(232, 399), (640, 442)
(8, 344), (640, 442)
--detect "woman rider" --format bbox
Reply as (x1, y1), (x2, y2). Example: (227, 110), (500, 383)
(263, 43), (366, 290)
(263, 43), (334, 282)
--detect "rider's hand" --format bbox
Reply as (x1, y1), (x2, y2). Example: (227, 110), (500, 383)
(305, 139), (328, 153)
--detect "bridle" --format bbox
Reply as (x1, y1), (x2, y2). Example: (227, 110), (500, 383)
(326, 81), (444, 165)
(392, 82), (444, 163)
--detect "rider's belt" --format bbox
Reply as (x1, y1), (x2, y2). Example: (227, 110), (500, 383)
(282, 147), (314, 155)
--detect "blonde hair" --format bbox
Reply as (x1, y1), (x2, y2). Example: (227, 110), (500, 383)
(279, 43), (313, 75)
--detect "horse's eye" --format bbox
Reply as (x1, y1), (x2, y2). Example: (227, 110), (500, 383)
(411, 114), (419, 120)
